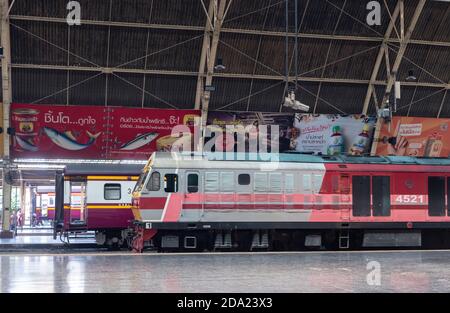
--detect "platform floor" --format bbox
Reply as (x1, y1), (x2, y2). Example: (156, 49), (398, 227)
(0, 228), (96, 250)
(1, 250), (450, 292)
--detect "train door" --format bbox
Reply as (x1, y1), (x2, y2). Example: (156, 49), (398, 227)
(351, 175), (391, 218)
(183, 171), (203, 221)
(352, 176), (371, 217)
(372, 176), (391, 216)
(428, 176), (445, 216)
(69, 179), (87, 226)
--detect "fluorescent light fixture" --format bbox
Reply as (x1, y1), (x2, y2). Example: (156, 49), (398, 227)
(395, 81), (401, 99)
(17, 164), (66, 170)
(14, 158), (147, 165)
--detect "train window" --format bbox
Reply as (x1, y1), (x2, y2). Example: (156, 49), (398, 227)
(164, 174), (178, 193)
(238, 174), (251, 185)
(285, 174), (295, 194)
(221, 172), (235, 192)
(205, 172), (219, 192)
(269, 173), (282, 193)
(104, 184), (121, 200)
(352, 176), (371, 216)
(146, 172), (160, 191)
(187, 174), (199, 193)
(254, 173), (268, 192)
(372, 176), (390, 216)
(428, 176), (445, 216)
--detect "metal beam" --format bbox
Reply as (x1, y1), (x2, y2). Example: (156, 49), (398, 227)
(1, 0), (13, 237)
(313, 0), (347, 113)
(10, 15), (450, 48)
(362, 2), (401, 115)
(10, 63), (450, 89)
(199, 0), (227, 136)
(370, 0), (427, 156)
(195, 0), (215, 109)
(437, 89), (448, 118)
(380, 0), (427, 108)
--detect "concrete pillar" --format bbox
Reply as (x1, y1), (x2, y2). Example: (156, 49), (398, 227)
(0, 0), (13, 238)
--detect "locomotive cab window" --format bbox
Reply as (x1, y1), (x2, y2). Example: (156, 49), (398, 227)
(238, 174), (251, 185)
(146, 171), (160, 191)
(187, 173), (199, 193)
(104, 184), (121, 200)
(164, 174), (178, 193)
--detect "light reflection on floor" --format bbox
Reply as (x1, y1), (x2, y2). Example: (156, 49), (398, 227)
(1, 250), (450, 292)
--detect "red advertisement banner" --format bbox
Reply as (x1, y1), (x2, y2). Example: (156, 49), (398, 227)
(10, 103), (200, 160)
(107, 106), (199, 159)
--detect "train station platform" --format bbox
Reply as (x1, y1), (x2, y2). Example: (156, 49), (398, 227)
(0, 227), (97, 251)
(1, 250), (449, 292)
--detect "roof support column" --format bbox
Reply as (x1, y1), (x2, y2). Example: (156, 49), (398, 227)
(370, 0), (426, 156)
(1, 0), (13, 237)
(195, 0), (227, 151)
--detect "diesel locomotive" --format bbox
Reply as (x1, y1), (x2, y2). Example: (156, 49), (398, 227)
(130, 152), (450, 252)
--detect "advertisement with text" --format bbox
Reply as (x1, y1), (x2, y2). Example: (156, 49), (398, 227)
(11, 103), (200, 160)
(374, 116), (450, 157)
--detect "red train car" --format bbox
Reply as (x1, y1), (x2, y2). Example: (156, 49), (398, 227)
(130, 152), (450, 252)
(53, 163), (143, 248)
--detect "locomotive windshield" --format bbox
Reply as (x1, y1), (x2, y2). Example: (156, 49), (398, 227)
(133, 153), (155, 193)
(133, 171), (148, 193)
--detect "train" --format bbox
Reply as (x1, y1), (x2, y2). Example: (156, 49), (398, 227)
(52, 163), (143, 248)
(129, 152), (450, 252)
(35, 187), (55, 221)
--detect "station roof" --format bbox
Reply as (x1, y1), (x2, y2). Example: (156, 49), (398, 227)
(155, 151), (450, 165)
(5, 0), (450, 117)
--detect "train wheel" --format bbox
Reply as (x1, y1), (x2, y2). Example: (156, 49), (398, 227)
(106, 237), (121, 251)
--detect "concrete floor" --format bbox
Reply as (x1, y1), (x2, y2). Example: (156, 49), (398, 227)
(1, 250), (450, 292)
(0, 228), (96, 246)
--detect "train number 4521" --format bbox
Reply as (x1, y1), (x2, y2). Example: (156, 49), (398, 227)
(394, 195), (425, 203)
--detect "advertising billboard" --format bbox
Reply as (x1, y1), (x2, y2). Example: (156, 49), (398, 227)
(10, 103), (200, 160)
(292, 114), (377, 155)
(374, 116), (450, 157)
(207, 111), (295, 153)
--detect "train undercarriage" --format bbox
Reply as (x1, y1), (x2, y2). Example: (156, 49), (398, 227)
(129, 222), (450, 253)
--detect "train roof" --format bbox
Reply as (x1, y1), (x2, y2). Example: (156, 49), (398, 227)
(64, 163), (144, 175)
(151, 152), (450, 166)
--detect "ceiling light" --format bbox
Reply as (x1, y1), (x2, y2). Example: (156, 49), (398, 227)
(214, 57), (226, 71)
(406, 70), (417, 82)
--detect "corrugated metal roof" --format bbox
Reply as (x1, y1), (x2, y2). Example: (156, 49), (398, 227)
(5, 0), (450, 117)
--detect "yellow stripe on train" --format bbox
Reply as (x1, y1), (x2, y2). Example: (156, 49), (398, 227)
(86, 205), (133, 209)
(64, 176), (139, 181)
(49, 205), (132, 210)
(87, 176), (139, 181)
